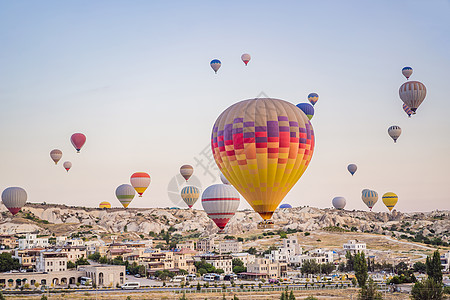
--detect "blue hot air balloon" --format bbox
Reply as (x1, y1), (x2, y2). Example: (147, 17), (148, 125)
(279, 203), (292, 209)
(210, 59), (221, 74)
(308, 93), (319, 106)
(296, 103), (315, 120)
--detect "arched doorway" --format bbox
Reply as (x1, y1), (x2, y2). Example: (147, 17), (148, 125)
(40, 279), (47, 286)
(61, 278), (67, 286)
(52, 278), (59, 286)
(69, 277), (76, 285)
(98, 273), (104, 286)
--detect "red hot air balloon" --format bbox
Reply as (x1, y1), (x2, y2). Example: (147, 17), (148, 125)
(71, 133), (86, 153)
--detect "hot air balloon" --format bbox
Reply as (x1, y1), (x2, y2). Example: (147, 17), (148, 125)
(399, 81), (426, 112)
(180, 165), (194, 182)
(308, 93), (319, 106)
(362, 189), (378, 211)
(201, 184), (240, 231)
(296, 103), (314, 120)
(50, 149), (62, 165)
(279, 203), (292, 209)
(220, 172), (230, 185)
(63, 161), (72, 172)
(347, 164), (357, 176)
(402, 67), (413, 80)
(70, 133), (86, 153)
(181, 186), (200, 208)
(115, 184), (135, 208)
(1, 187), (27, 216)
(382, 192), (398, 212)
(241, 53), (251, 66)
(130, 172), (151, 197)
(388, 126), (401, 143)
(332, 197), (346, 210)
(99, 201), (111, 209)
(402, 103), (414, 118)
(211, 98), (315, 221)
(210, 59), (221, 74)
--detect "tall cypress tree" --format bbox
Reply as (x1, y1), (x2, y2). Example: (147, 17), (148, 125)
(426, 250), (442, 283)
(354, 252), (368, 287)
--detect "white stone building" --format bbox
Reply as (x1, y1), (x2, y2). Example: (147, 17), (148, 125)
(441, 251), (450, 272)
(230, 252), (256, 267)
(36, 249), (68, 273)
(343, 240), (366, 253)
(218, 240), (242, 254)
(18, 233), (49, 250)
(196, 254), (233, 274)
(197, 237), (215, 252)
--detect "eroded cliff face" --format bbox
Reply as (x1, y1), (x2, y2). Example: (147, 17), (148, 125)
(0, 204), (448, 242)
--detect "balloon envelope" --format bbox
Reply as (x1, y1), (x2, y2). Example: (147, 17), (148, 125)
(50, 149), (62, 165)
(382, 192), (398, 212)
(181, 186), (200, 208)
(99, 201), (111, 209)
(63, 161), (72, 172)
(296, 103), (314, 120)
(210, 59), (221, 73)
(332, 197), (346, 209)
(130, 172), (151, 197)
(308, 93), (319, 106)
(279, 203), (292, 209)
(402, 67), (413, 80)
(201, 184), (240, 230)
(220, 172), (230, 185)
(2, 187), (27, 215)
(211, 98), (315, 220)
(362, 189), (378, 210)
(241, 53), (251, 65)
(116, 184), (135, 208)
(180, 165), (194, 181)
(347, 164), (357, 176)
(70, 133), (86, 153)
(388, 126), (401, 143)
(399, 81), (426, 112)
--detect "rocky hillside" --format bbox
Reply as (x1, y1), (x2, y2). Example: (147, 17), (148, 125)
(0, 204), (448, 244)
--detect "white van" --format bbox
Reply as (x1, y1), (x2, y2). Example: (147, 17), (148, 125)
(121, 282), (140, 289)
(187, 274), (197, 281)
(171, 275), (186, 283)
(203, 274), (215, 282)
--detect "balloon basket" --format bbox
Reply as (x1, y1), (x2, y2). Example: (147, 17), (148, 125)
(257, 220), (274, 229)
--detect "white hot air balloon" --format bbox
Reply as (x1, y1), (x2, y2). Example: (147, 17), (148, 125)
(220, 172), (230, 185)
(1, 187), (27, 215)
(388, 126), (402, 143)
(63, 161), (72, 172)
(399, 81), (426, 113)
(50, 149), (62, 165)
(201, 184), (240, 232)
(332, 197), (346, 210)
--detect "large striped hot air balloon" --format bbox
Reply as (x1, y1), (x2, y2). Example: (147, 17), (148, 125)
(115, 184), (135, 208)
(211, 98), (315, 220)
(382, 192), (398, 212)
(332, 197), (346, 210)
(99, 201), (111, 209)
(347, 164), (357, 176)
(296, 103), (314, 120)
(70, 133), (86, 153)
(210, 59), (221, 74)
(399, 81), (426, 112)
(308, 93), (319, 106)
(50, 149), (62, 165)
(362, 189), (378, 211)
(1, 187), (27, 216)
(130, 172), (151, 197)
(181, 186), (200, 208)
(180, 165), (194, 182)
(402, 67), (413, 80)
(202, 184), (240, 231)
(388, 126), (402, 143)
(63, 161), (72, 172)
(241, 53), (251, 66)
(402, 104), (414, 118)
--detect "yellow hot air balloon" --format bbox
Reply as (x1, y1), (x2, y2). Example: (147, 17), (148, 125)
(382, 192), (398, 212)
(211, 98), (315, 220)
(99, 201), (111, 209)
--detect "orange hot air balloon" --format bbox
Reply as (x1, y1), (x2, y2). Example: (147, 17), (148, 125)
(211, 98), (315, 220)
(180, 165), (194, 181)
(130, 172), (151, 197)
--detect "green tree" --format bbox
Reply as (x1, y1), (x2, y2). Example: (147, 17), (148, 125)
(413, 261), (426, 273)
(179, 291), (187, 300)
(0, 291), (5, 300)
(99, 256), (108, 264)
(88, 252), (101, 261)
(196, 282), (201, 291)
(40, 296), (48, 300)
(304, 297), (318, 300)
(75, 257), (90, 266)
(0, 252), (21, 272)
(345, 251), (354, 271)
(411, 278), (443, 300)
(246, 247), (257, 255)
(357, 278), (383, 300)
(67, 261), (76, 269)
(320, 263), (335, 275)
(280, 291), (286, 300)
(354, 252), (368, 287)
(301, 260), (320, 275)
(288, 290), (295, 300)
(426, 250), (442, 283)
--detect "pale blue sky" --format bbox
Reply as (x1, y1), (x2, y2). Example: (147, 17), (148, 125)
(1, 1), (449, 212)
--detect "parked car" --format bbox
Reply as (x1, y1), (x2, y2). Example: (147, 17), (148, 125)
(203, 274), (215, 282)
(187, 274), (197, 281)
(269, 278), (279, 284)
(121, 282), (140, 289)
(170, 275), (186, 283)
(224, 274), (237, 281)
(134, 274), (141, 278)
